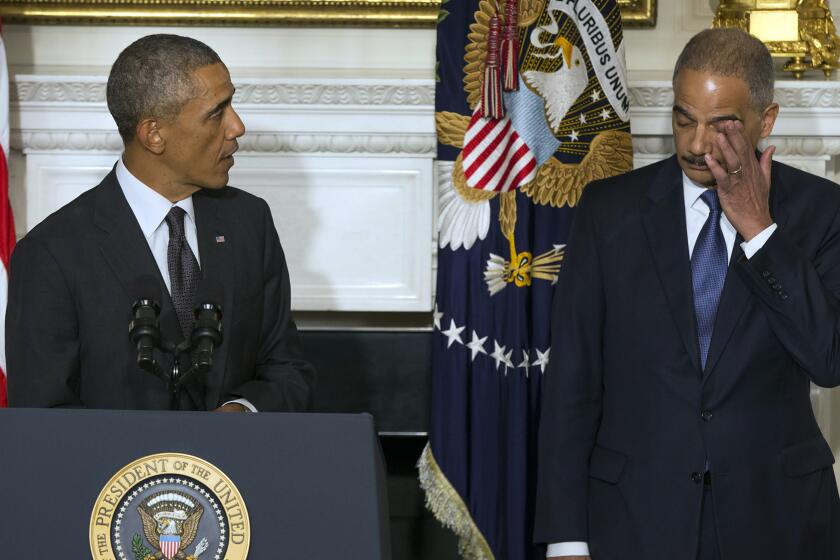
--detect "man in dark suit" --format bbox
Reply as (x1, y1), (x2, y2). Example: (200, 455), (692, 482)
(6, 34), (315, 412)
(535, 28), (840, 559)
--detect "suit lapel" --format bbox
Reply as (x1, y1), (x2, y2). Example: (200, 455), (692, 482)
(193, 190), (235, 409)
(94, 169), (182, 346)
(701, 236), (748, 381)
(702, 163), (789, 381)
(641, 156), (702, 373)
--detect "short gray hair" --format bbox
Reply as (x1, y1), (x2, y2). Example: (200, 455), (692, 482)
(673, 28), (774, 112)
(107, 34), (222, 142)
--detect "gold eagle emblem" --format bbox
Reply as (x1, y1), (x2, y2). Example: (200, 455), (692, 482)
(137, 491), (207, 560)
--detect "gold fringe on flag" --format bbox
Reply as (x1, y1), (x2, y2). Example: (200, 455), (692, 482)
(417, 443), (495, 560)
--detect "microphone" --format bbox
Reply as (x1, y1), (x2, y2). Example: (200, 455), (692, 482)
(191, 280), (224, 374)
(129, 275), (162, 373)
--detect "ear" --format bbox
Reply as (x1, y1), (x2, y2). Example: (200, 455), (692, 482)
(759, 102), (780, 139)
(135, 118), (165, 155)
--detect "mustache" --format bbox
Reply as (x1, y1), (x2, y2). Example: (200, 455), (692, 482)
(682, 154), (710, 168)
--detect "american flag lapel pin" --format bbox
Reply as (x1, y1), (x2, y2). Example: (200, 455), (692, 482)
(215, 235), (225, 243)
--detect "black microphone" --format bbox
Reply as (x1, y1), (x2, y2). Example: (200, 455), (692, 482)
(191, 280), (224, 374)
(129, 275), (162, 373)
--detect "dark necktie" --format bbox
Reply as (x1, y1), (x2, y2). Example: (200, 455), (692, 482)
(165, 206), (201, 341)
(691, 190), (728, 370)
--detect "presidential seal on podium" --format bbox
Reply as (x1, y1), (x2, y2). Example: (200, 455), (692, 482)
(90, 453), (250, 560)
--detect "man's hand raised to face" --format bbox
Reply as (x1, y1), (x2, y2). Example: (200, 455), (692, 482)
(704, 120), (775, 241)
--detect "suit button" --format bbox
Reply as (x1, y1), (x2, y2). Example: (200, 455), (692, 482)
(691, 472), (704, 483)
(701, 409), (713, 422)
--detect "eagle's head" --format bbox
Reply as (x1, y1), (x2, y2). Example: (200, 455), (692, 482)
(554, 37), (581, 71)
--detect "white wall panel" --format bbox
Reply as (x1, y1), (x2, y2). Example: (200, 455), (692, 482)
(23, 154), (116, 229)
(230, 156), (432, 311)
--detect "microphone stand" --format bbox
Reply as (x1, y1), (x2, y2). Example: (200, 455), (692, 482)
(131, 306), (222, 411)
(134, 339), (200, 410)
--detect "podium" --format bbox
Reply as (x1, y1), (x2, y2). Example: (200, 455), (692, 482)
(0, 408), (391, 559)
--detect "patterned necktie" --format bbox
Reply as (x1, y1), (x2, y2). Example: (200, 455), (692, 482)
(691, 190), (728, 370)
(165, 206), (201, 341)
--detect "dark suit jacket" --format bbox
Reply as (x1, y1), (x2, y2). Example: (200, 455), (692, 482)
(534, 155), (840, 559)
(6, 167), (315, 412)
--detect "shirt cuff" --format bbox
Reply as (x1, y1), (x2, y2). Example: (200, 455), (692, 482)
(223, 398), (257, 412)
(740, 223), (777, 259)
(546, 542), (590, 557)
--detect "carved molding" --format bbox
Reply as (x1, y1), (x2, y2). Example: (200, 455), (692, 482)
(13, 131), (436, 155)
(13, 79), (434, 106)
(629, 83), (840, 109)
(632, 136), (675, 155)
(628, 86), (674, 108)
(14, 131), (122, 152)
(632, 135), (840, 158)
(240, 133), (435, 154)
(234, 84), (434, 106)
(15, 78), (840, 111)
(772, 87), (840, 109)
(12, 81), (106, 103)
(763, 137), (840, 157)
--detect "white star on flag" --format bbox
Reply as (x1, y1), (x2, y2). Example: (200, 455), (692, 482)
(580, 113), (587, 124)
(466, 331), (488, 361)
(441, 319), (465, 348)
(490, 341), (508, 370)
(502, 348), (514, 375)
(591, 89), (601, 102)
(433, 303), (443, 330)
(601, 108), (612, 121)
(518, 350), (531, 377)
(533, 348), (551, 374)
(569, 130), (579, 142)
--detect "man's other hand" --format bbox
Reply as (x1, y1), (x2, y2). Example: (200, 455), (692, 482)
(214, 403), (248, 412)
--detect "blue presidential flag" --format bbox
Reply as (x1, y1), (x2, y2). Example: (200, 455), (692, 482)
(418, 1), (632, 558)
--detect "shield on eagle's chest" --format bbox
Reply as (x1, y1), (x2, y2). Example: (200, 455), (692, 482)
(160, 534), (181, 559)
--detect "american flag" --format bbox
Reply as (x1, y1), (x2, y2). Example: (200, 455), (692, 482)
(0, 19), (15, 408)
(462, 104), (537, 193)
(421, 0), (631, 558)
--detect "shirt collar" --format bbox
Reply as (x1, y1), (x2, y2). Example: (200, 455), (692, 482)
(681, 171), (737, 235)
(682, 171), (709, 212)
(115, 157), (196, 239)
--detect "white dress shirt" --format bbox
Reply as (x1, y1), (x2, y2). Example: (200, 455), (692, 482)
(116, 159), (200, 293)
(115, 158), (256, 412)
(546, 173), (777, 558)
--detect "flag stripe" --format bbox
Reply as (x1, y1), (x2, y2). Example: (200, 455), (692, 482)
(466, 121), (516, 182)
(494, 141), (536, 192)
(463, 117), (510, 171)
(0, 24), (16, 408)
(462, 101), (536, 193)
(485, 136), (530, 191)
